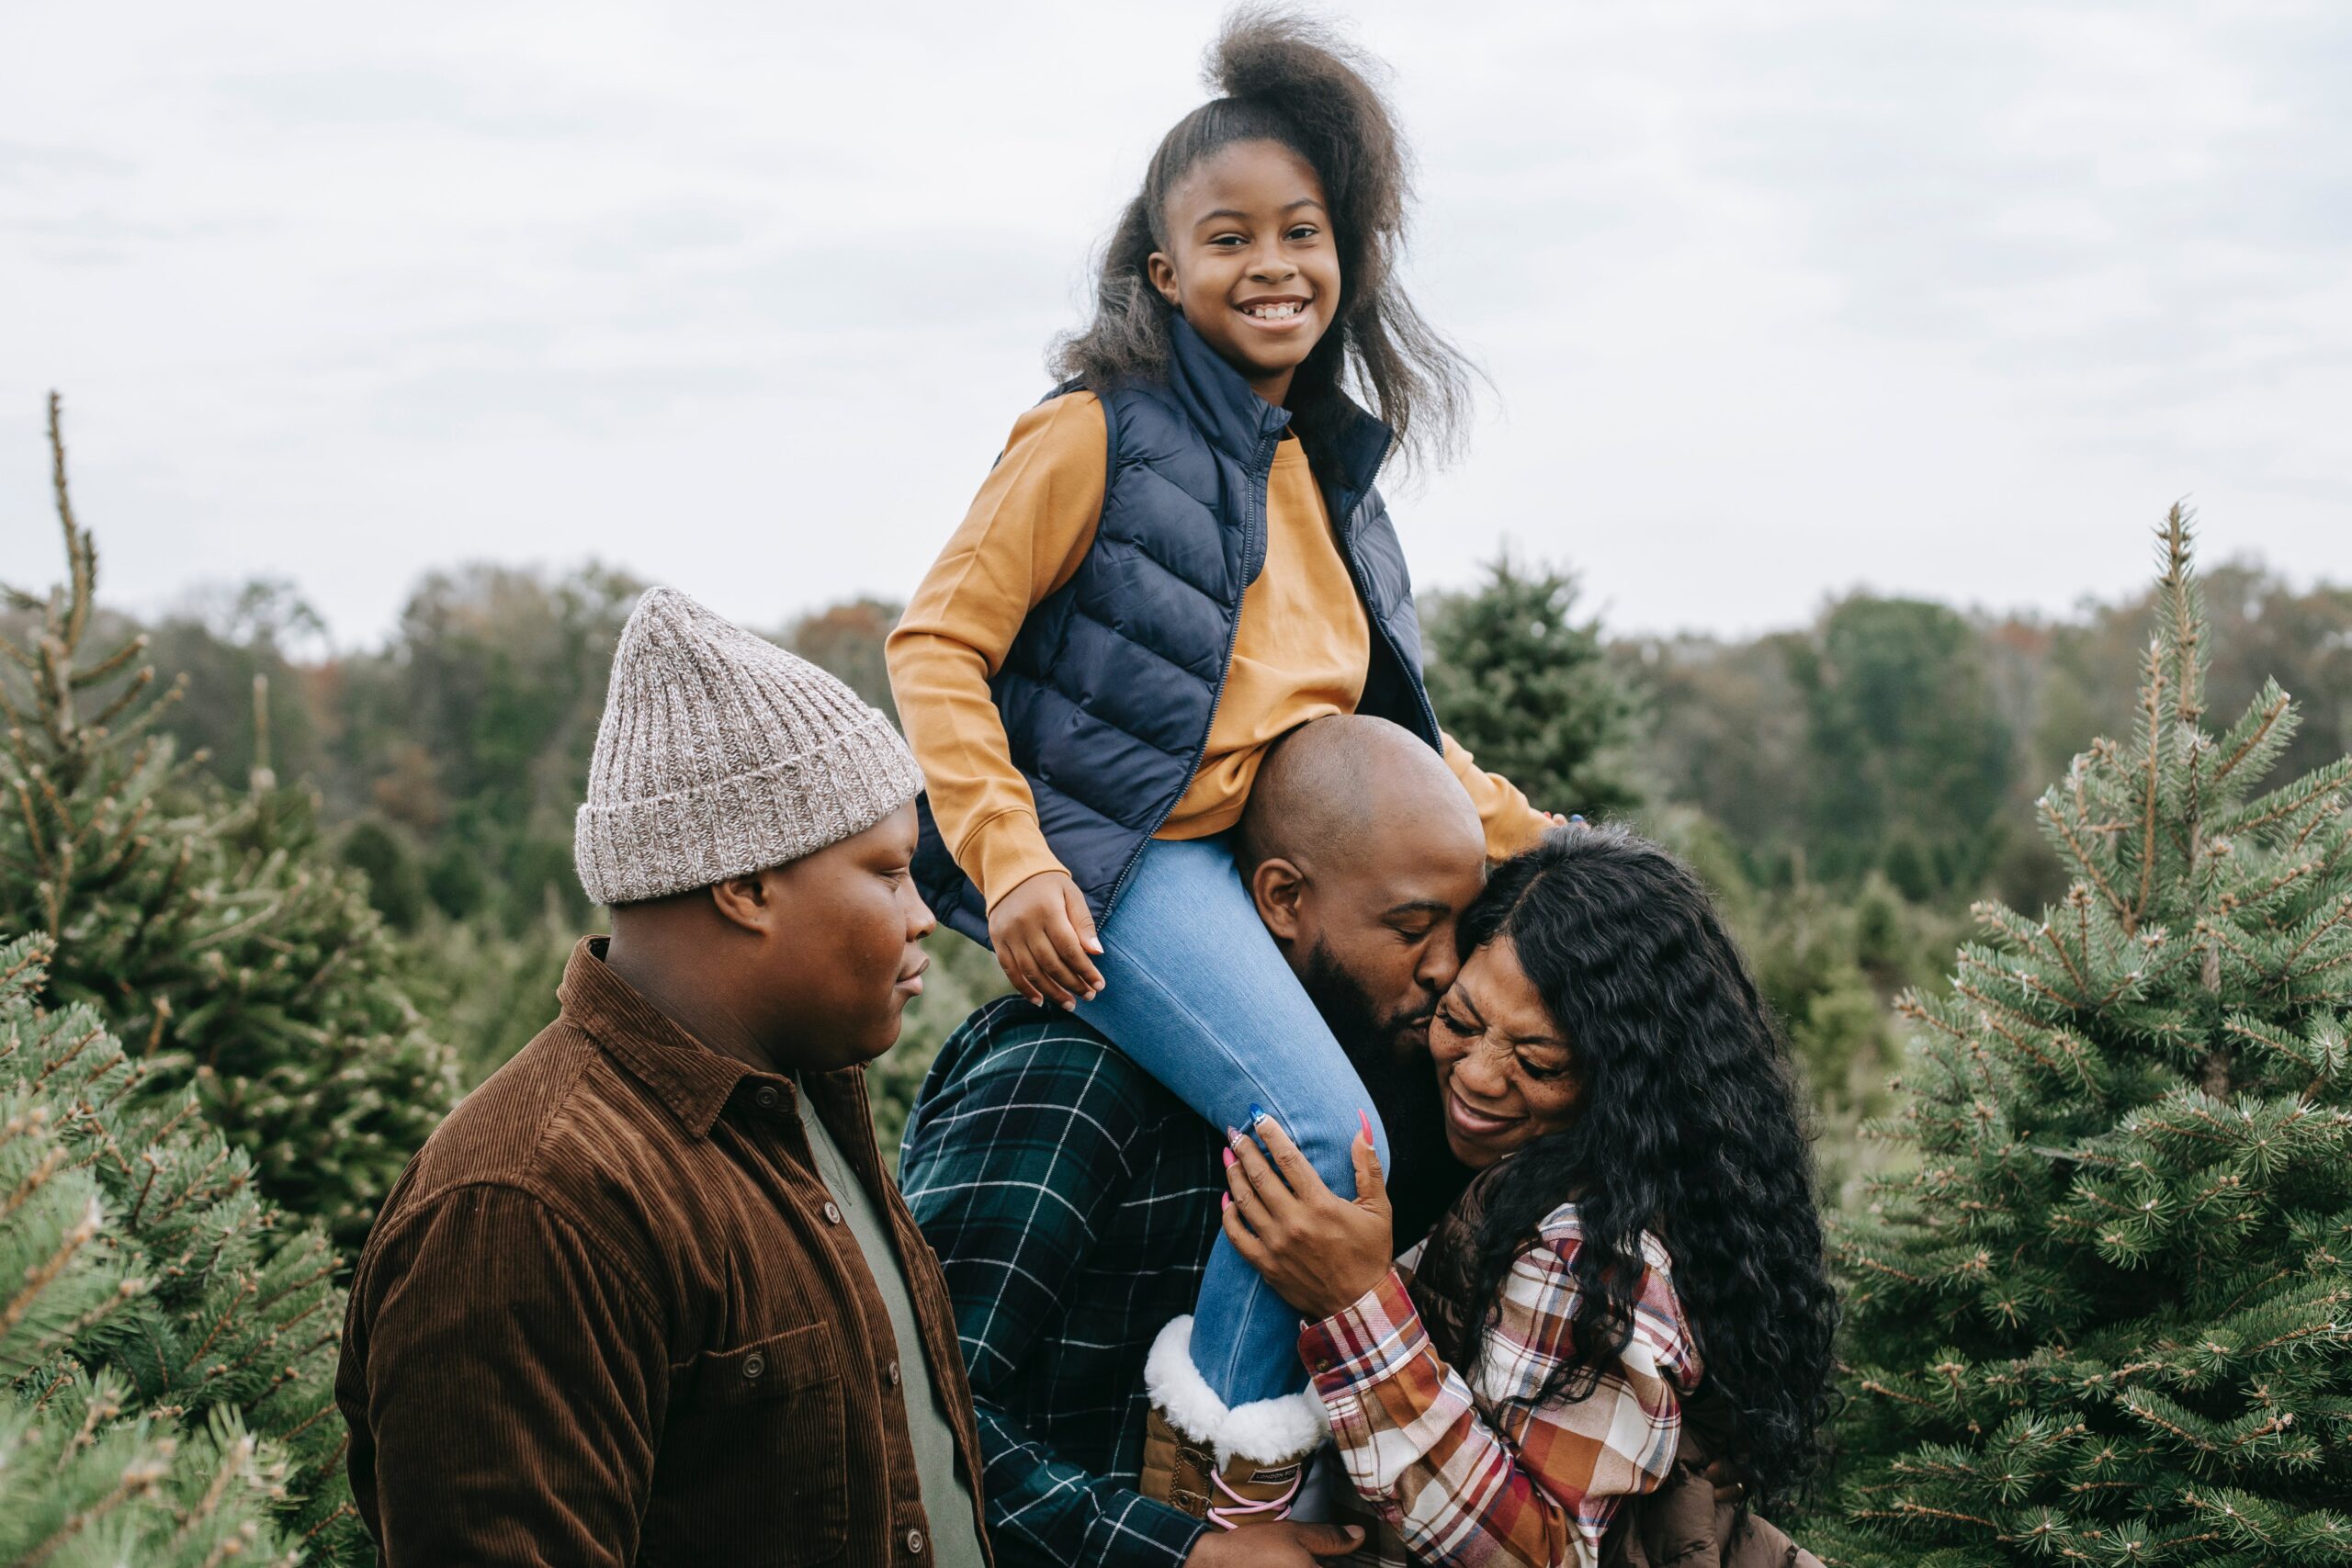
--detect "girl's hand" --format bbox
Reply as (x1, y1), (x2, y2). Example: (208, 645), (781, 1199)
(1222, 1113), (1395, 1321)
(988, 870), (1105, 1008)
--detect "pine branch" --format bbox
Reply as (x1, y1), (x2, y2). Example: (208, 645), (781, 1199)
(2042, 794), (2136, 931)
(17, 1456), (171, 1567)
(85, 664), (157, 734)
(0, 1192), (104, 1344)
(2223, 770), (2352, 843)
(2275, 896), (2352, 982)
(2132, 638), (2166, 933)
(171, 1429), (255, 1544)
(32, 1020), (110, 1094)
(16, 1275), (145, 1369)
(67, 631), (149, 693)
(48, 392), (96, 656)
(1, 1138), (68, 1225)
(175, 1273), (258, 1383)
(2287, 790), (2348, 856)
(2221, 857), (2322, 922)
(2154, 504), (2205, 726)
(2208, 692), (2290, 793)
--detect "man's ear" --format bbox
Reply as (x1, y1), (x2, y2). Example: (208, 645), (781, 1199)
(707, 872), (774, 935)
(1147, 251), (1181, 308)
(1250, 856), (1308, 943)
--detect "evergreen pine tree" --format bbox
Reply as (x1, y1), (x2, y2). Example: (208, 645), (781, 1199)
(1, 932), (366, 1563)
(1818, 511), (2352, 1566)
(2, 395), (458, 1247)
(1423, 552), (1645, 819)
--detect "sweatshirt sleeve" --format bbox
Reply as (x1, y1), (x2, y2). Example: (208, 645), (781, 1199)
(887, 392), (1109, 912)
(1299, 1219), (1701, 1568)
(1442, 731), (1556, 862)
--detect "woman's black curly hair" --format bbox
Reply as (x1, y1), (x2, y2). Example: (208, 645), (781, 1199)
(1050, 6), (1476, 467)
(1451, 827), (1840, 1507)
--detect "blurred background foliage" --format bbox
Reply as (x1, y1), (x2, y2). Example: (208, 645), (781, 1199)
(26, 547), (2346, 1179)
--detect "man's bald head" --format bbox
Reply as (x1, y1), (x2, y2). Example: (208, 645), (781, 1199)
(1239, 715), (1483, 883)
(1237, 715), (1488, 1068)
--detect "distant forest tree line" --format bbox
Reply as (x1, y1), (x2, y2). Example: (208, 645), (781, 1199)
(17, 540), (2346, 1177)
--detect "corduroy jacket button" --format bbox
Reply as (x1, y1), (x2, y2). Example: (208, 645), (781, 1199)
(742, 1352), (766, 1380)
(886, 1360), (901, 1388)
(906, 1528), (925, 1554)
(753, 1086), (781, 1111)
(823, 1201), (842, 1225)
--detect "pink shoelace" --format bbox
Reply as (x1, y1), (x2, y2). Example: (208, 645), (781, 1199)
(1205, 1465), (1302, 1530)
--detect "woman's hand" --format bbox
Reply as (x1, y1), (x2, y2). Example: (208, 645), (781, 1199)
(1222, 1113), (1395, 1321)
(987, 870), (1104, 1008)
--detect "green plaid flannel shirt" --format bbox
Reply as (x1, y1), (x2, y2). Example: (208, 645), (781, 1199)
(899, 998), (1222, 1568)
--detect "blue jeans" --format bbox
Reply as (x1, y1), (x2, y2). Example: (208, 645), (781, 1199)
(1076, 835), (1388, 1408)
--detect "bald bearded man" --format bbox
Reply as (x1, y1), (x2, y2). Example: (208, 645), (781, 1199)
(899, 716), (1487, 1568)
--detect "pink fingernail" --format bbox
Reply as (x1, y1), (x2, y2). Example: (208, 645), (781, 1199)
(1222, 1194), (1233, 1212)
(1358, 1110), (1374, 1142)
(1222, 1147), (1237, 1169)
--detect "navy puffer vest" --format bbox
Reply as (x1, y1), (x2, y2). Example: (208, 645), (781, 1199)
(913, 316), (1442, 946)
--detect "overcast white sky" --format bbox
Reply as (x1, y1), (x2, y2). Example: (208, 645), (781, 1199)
(4, 1), (2346, 649)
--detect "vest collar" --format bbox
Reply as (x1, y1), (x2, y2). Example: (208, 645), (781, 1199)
(1164, 312), (1292, 461)
(1161, 314), (1394, 498)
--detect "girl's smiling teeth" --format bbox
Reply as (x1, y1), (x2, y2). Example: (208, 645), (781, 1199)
(1239, 298), (1311, 323)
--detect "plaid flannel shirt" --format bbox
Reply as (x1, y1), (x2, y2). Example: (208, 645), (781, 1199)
(1301, 1207), (1702, 1568)
(899, 998), (1221, 1568)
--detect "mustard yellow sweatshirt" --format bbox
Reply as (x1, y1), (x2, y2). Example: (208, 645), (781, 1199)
(887, 391), (1551, 911)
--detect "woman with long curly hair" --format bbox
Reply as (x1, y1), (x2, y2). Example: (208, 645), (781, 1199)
(1223, 828), (1838, 1565)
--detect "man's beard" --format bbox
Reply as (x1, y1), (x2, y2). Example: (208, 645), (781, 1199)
(1298, 942), (1474, 1250)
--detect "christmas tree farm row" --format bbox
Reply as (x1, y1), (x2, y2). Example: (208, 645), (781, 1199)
(6, 392), (2346, 1563)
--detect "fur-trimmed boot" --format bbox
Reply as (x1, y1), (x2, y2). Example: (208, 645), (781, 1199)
(1136, 1315), (1326, 1529)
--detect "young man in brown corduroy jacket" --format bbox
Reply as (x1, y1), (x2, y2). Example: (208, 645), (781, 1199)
(336, 588), (990, 1568)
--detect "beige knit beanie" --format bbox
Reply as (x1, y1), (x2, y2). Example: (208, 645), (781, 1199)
(573, 587), (923, 906)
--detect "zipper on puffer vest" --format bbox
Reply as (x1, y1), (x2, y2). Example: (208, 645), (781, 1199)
(1100, 423), (1285, 920)
(1336, 432), (1441, 747)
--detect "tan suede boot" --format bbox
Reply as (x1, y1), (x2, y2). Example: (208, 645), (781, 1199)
(1139, 1406), (1311, 1527)
(1140, 1405), (1216, 1520)
(1139, 1315), (1322, 1529)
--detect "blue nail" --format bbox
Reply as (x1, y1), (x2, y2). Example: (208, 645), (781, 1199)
(1569, 814), (1587, 825)
(1248, 1103), (1268, 1125)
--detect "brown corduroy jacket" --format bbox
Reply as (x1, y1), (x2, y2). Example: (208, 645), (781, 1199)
(336, 938), (991, 1567)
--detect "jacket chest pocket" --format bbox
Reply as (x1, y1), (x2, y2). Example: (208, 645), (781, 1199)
(646, 1321), (850, 1565)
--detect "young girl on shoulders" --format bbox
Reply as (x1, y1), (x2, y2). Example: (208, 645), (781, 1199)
(887, 6), (1557, 1525)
